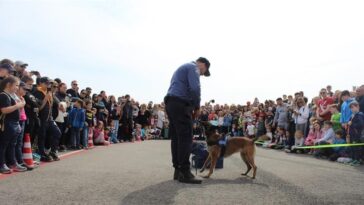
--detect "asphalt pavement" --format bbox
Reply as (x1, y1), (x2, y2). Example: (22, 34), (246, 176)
(0, 140), (363, 205)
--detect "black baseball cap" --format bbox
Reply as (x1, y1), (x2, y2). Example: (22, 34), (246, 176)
(0, 63), (15, 72)
(39, 77), (51, 84)
(196, 57), (211, 77)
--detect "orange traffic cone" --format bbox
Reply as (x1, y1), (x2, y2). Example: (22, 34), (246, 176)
(22, 133), (35, 169)
(88, 128), (94, 149)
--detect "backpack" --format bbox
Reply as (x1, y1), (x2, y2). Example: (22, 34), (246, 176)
(191, 141), (224, 169)
(0, 92), (12, 132)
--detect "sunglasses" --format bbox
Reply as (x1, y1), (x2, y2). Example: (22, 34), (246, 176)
(81, 92), (86, 95)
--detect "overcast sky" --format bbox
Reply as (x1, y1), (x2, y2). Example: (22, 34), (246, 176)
(1, 0), (363, 104)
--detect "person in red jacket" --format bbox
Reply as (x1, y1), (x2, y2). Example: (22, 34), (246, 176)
(317, 88), (334, 122)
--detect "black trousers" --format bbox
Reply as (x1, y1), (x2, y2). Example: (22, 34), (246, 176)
(165, 96), (194, 170)
(38, 120), (61, 156)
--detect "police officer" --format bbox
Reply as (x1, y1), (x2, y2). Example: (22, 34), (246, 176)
(164, 57), (210, 184)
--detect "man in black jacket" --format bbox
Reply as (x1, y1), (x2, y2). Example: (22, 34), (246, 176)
(356, 85), (364, 113)
(33, 77), (61, 162)
(66, 80), (80, 98)
(120, 95), (134, 142)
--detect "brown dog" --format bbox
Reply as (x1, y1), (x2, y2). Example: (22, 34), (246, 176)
(200, 131), (257, 179)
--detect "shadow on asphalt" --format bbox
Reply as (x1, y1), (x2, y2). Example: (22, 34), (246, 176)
(120, 177), (269, 205)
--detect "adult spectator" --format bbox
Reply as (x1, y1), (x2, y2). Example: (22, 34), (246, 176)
(356, 85), (364, 113)
(79, 89), (87, 100)
(33, 77), (61, 162)
(136, 104), (151, 128)
(317, 88), (334, 122)
(66, 80), (79, 98)
(327, 85), (334, 97)
(120, 94), (133, 141)
(21, 75), (40, 146)
(293, 97), (309, 134)
(14, 61), (28, 79)
(156, 104), (165, 130)
(273, 98), (288, 130)
(100, 90), (108, 107)
(84, 87), (92, 101)
(340, 90), (354, 131)
(55, 83), (69, 103)
(106, 95), (117, 113)
(282, 95), (288, 103)
(0, 63), (15, 83)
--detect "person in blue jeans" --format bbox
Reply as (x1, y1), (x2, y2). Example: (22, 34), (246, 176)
(348, 101), (364, 165)
(14, 82), (29, 168)
(68, 99), (85, 150)
(0, 76), (27, 174)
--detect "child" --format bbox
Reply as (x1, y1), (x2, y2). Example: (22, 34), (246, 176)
(305, 121), (323, 146)
(347, 101), (364, 165)
(269, 127), (287, 149)
(286, 130), (304, 153)
(84, 101), (95, 149)
(222, 111), (232, 134)
(316, 121), (335, 145)
(68, 99), (85, 150)
(246, 121), (255, 139)
(328, 130), (347, 161)
(329, 104), (341, 132)
(313, 121), (336, 158)
(0, 76), (27, 173)
(150, 124), (161, 139)
(108, 121), (119, 144)
(230, 124), (239, 137)
(93, 121), (110, 146)
(133, 124), (144, 142)
(14, 82), (28, 168)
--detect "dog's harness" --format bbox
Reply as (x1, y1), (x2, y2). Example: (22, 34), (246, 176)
(207, 135), (228, 158)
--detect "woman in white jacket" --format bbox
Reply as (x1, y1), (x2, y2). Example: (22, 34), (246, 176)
(293, 97), (309, 136)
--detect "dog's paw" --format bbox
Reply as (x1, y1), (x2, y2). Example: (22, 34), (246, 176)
(199, 168), (205, 173)
(241, 173), (248, 176)
(202, 175), (210, 179)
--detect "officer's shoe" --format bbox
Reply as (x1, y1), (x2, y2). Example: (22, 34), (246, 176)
(178, 169), (202, 184)
(174, 169), (195, 180)
(173, 168), (179, 180)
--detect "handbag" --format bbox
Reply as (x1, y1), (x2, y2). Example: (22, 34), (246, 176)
(0, 92), (13, 132)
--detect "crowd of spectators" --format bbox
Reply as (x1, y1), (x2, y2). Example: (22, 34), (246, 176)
(0, 58), (168, 174)
(195, 86), (364, 166)
(0, 58), (363, 175)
